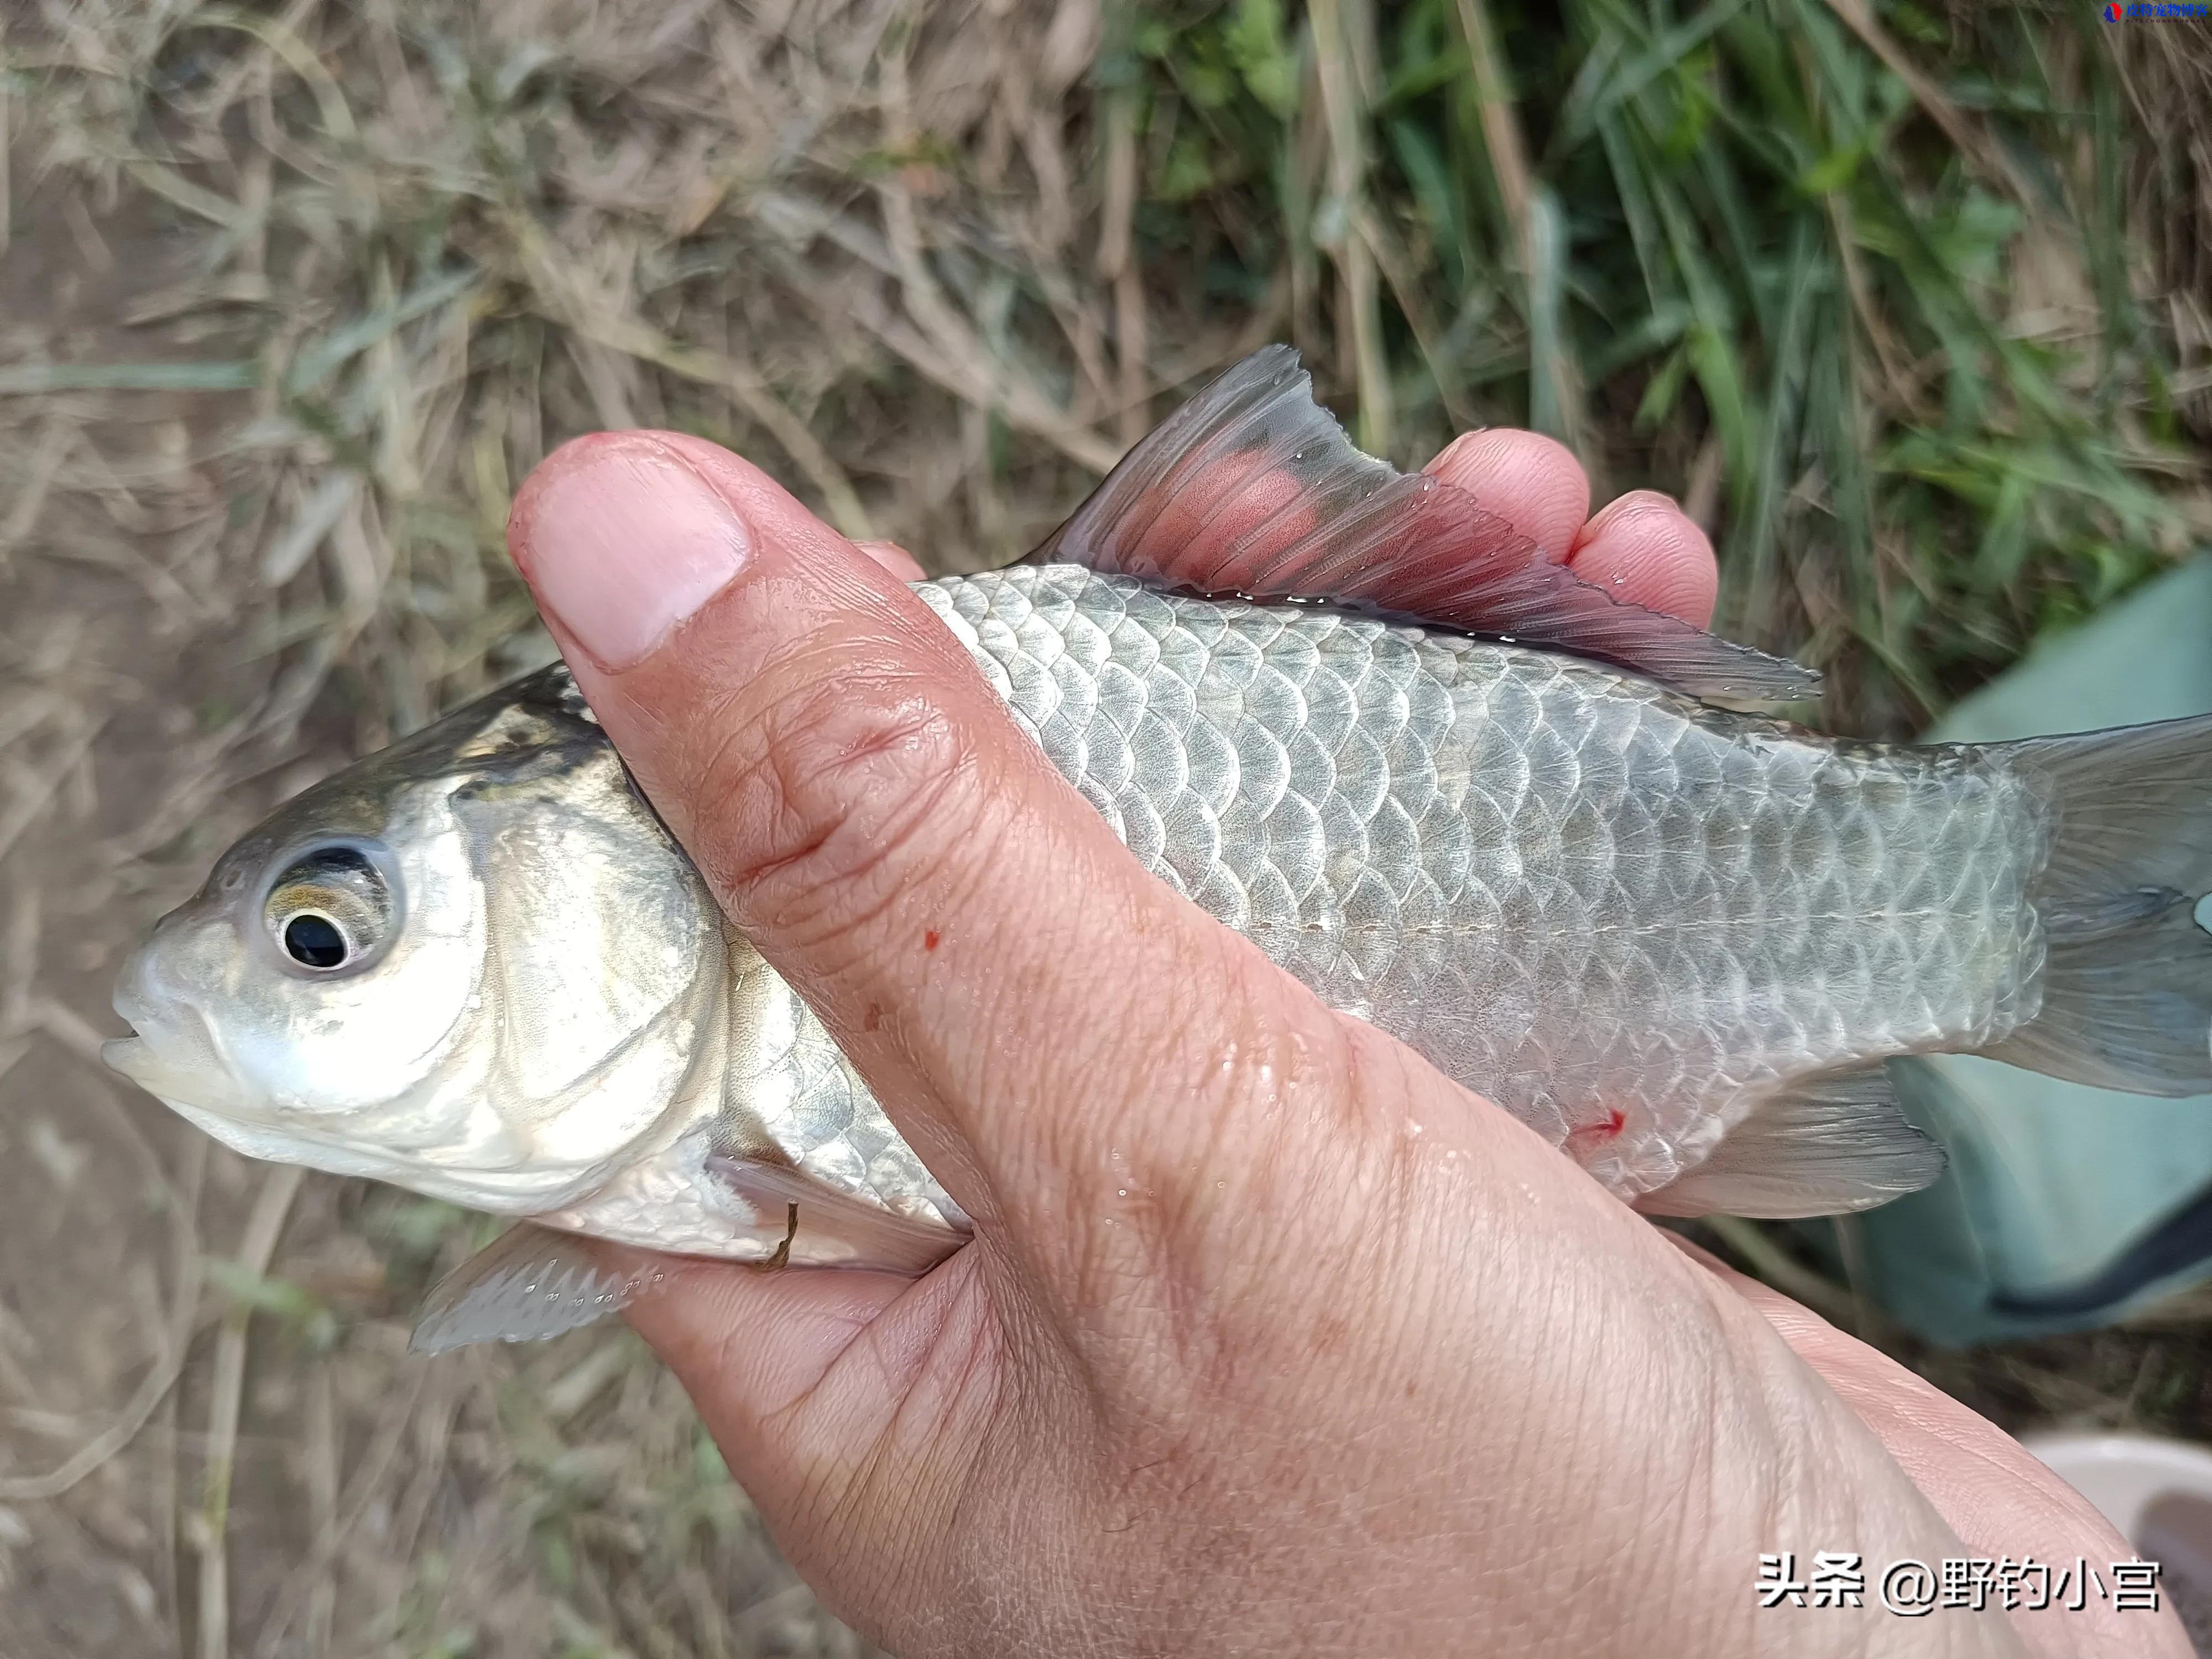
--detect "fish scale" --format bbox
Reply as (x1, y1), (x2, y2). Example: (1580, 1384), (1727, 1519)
(916, 562), (2047, 1196)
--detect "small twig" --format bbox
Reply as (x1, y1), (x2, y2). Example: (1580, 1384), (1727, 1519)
(252, 1365), (430, 1659)
(1452, 0), (1533, 270)
(860, 305), (1123, 474)
(1144, 295), (1296, 399)
(1353, 204), (1478, 433)
(0, 882), (36, 1036)
(30, 993), (118, 1068)
(161, 1136), (208, 1659)
(501, 213), (877, 540)
(753, 192), (1125, 473)
(0, 1322), (190, 1502)
(0, 1018), (204, 1501)
(0, 712), (109, 867)
(1683, 434), (1725, 533)
(2, 418), (81, 565)
(1311, 0), (1391, 456)
(303, 1368), (337, 1659)
(881, 175), (1129, 472)
(60, 189), (114, 275)
(0, 53), (10, 264)
(1097, 87), (1149, 447)
(384, 1380), (456, 1570)
(1699, 1215), (1863, 1328)
(1452, 0), (1588, 459)
(199, 1165), (306, 1659)
(1819, 0), (2041, 207)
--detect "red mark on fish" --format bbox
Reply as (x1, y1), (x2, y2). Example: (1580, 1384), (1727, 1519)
(1566, 1109), (1627, 1161)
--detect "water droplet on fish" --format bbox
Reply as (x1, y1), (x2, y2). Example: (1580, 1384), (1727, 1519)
(1117, 1188), (1127, 1197)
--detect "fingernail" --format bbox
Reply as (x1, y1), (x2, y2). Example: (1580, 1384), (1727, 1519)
(520, 439), (751, 671)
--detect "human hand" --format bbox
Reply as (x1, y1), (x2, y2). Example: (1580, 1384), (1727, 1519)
(504, 420), (2182, 1658)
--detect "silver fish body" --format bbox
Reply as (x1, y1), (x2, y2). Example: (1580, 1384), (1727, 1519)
(102, 347), (2212, 1306)
(110, 561), (2091, 1266)
(922, 565), (2046, 1201)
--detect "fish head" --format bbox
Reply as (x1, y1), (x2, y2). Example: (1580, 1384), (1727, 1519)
(105, 767), (483, 1159)
(105, 669), (727, 1212)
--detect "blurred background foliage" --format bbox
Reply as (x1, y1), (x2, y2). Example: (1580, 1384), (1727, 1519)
(1124, 0), (2211, 726)
(5, 0), (2207, 746)
(2, 2), (2209, 1657)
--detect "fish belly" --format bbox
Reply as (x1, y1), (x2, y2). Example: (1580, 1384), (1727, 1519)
(917, 565), (2051, 1198)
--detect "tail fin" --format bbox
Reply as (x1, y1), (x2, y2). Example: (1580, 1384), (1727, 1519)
(1980, 712), (2212, 1097)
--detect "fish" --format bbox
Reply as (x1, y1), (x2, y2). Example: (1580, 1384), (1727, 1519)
(103, 347), (2212, 1352)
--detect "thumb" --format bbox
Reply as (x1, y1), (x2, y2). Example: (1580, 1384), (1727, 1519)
(505, 429), (1321, 1258)
(504, 437), (1037, 1584)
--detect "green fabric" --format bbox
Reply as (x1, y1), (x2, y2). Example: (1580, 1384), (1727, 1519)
(1843, 557), (2212, 1345)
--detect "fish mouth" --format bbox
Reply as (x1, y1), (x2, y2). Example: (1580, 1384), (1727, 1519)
(101, 1001), (163, 1089)
(101, 1030), (149, 1076)
(105, 1003), (608, 1210)
(100, 1029), (194, 1099)
(103, 981), (253, 1120)
(103, 1016), (345, 1165)
(102, 1025), (241, 1118)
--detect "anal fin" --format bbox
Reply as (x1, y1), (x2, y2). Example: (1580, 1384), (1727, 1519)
(409, 1222), (659, 1355)
(1634, 1066), (1947, 1219)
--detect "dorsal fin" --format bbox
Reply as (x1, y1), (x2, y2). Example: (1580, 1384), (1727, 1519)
(1031, 346), (1819, 703)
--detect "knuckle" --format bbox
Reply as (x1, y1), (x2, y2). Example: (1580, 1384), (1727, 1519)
(677, 638), (987, 954)
(1045, 946), (1402, 1335)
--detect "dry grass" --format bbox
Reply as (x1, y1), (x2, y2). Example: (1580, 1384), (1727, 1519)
(0, 3), (2208, 1657)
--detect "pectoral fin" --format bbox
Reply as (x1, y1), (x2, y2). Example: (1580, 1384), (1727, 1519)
(409, 1222), (658, 1354)
(407, 1172), (964, 1354)
(1633, 1066), (1946, 1219)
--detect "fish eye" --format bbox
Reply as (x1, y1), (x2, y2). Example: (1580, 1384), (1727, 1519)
(281, 912), (348, 968)
(261, 843), (397, 976)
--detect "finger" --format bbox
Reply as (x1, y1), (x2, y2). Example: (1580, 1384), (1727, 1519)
(1424, 431), (1590, 562)
(572, 1240), (996, 1615)
(506, 432), (1326, 1241)
(1676, 1241), (2189, 1659)
(607, 1245), (916, 1439)
(1567, 491), (1719, 628)
(855, 539), (926, 581)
